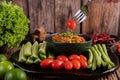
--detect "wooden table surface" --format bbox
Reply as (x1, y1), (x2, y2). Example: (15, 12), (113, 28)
(26, 66), (120, 80)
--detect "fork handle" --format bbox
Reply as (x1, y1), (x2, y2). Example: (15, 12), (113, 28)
(88, 0), (92, 4)
(88, 0), (92, 2)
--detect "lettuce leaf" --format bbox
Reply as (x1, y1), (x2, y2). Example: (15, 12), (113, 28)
(0, 1), (30, 48)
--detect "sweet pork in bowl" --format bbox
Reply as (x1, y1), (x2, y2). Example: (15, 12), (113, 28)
(46, 32), (92, 56)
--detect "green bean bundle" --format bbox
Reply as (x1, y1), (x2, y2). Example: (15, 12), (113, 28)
(88, 44), (115, 70)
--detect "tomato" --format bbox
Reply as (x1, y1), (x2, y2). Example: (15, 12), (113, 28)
(68, 54), (80, 61)
(118, 48), (120, 53)
(64, 61), (73, 70)
(40, 58), (54, 68)
(117, 44), (120, 48)
(4, 68), (27, 80)
(67, 19), (76, 30)
(0, 61), (14, 79)
(71, 59), (81, 70)
(0, 54), (7, 62)
(79, 60), (88, 68)
(56, 55), (68, 62)
(117, 44), (120, 53)
(51, 60), (64, 70)
(79, 55), (87, 61)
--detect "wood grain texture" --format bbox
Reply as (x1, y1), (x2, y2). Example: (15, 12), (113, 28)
(82, 0), (120, 35)
(115, 67), (120, 79)
(10, 0), (28, 16)
(0, 0), (3, 2)
(54, 0), (81, 33)
(28, 0), (54, 33)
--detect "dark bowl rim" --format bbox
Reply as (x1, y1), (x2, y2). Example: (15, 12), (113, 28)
(46, 33), (92, 44)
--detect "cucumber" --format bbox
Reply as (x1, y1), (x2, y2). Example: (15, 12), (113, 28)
(18, 45), (27, 62)
(31, 41), (39, 59)
(24, 41), (32, 57)
(26, 56), (34, 64)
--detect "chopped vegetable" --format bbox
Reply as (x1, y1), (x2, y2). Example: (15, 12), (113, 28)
(34, 58), (41, 64)
(31, 41), (39, 59)
(47, 51), (55, 58)
(24, 42), (32, 57)
(18, 41), (50, 64)
(38, 41), (47, 59)
(25, 56), (34, 64)
(18, 45), (26, 62)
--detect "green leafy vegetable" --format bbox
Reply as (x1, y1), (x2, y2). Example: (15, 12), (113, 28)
(81, 5), (88, 14)
(0, 1), (30, 48)
(61, 31), (77, 38)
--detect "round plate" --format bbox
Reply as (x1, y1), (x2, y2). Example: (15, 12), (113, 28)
(10, 50), (119, 79)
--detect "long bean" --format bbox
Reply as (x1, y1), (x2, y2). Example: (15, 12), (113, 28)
(88, 49), (93, 68)
(88, 44), (115, 70)
(91, 46), (101, 67)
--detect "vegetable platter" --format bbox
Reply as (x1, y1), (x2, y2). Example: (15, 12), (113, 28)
(8, 17), (120, 79)
(9, 37), (119, 79)
(10, 47), (119, 79)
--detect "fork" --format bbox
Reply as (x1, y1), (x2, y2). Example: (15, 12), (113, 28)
(73, 0), (92, 24)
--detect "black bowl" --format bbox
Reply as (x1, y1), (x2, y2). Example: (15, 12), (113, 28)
(109, 41), (120, 60)
(46, 33), (92, 56)
(106, 35), (119, 47)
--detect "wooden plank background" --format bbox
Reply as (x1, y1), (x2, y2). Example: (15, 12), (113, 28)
(2, 0), (120, 35)
(82, 0), (120, 36)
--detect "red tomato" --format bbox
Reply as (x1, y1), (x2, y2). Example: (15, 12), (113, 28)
(71, 59), (81, 70)
(67, 19), (76, 30)
(68, 54), (80, 61)
(56, 55), (68, 62)
(117, 44), (120, 48)
(118, 48), (120, 53)
(79, 55), (87, 61)
(51, 60), (64, 70)
(79, 60), (88, 68)
(64, 61), (73, 70)
(40, 58), (54, 68)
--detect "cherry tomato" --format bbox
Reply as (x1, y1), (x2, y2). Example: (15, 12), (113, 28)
(118, 48), (120, 53)
(79, 55), (87, 61)
(40, 58), (54, 68)
(64, 61), (73, 70)
(51, 60), (64, 70)
(117, 44), (120, 48)
(68, 54), (80, 61)
(67, 19), (76, 30)
(79, 60), (88, 68)
(71, 59), (81, 70)
(56, 55), (68, 62)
